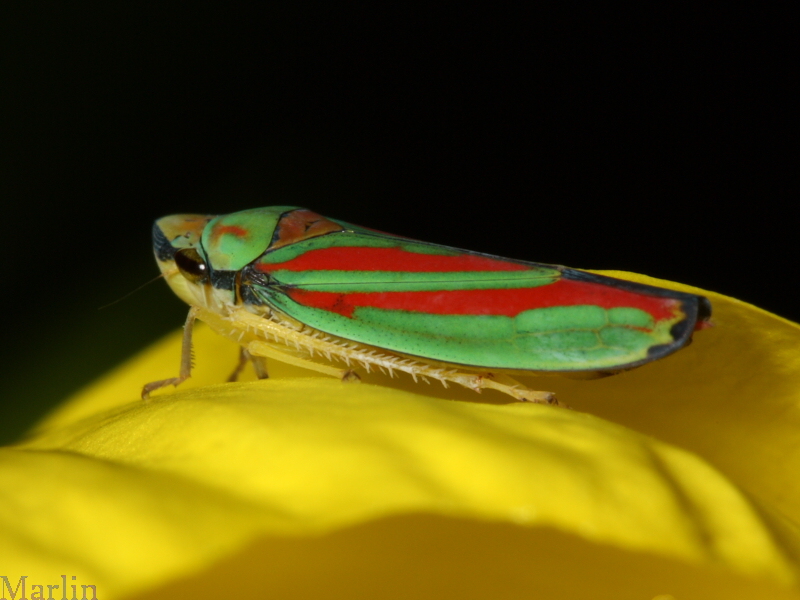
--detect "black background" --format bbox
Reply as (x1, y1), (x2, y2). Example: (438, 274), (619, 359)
(1, 5), (795, 442)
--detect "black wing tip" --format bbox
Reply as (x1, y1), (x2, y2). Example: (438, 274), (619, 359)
(645, 294), (712, 362)
(697, 295), (712, 323)
(562, 268), (713, 365)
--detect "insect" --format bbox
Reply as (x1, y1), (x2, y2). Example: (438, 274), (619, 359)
(144, 206), (711, 406)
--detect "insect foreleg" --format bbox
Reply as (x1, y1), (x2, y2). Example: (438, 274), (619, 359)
(141, 306), (200, 399)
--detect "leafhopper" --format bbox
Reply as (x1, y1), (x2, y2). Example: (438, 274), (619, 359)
(144, 207), (711, 406)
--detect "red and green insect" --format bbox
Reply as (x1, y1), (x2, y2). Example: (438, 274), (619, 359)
(144, 206), (711, 405)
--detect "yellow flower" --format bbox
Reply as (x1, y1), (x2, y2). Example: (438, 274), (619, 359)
(1, 272), (799, 600)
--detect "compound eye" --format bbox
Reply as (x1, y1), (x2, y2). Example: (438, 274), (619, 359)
(174, 248), (208, 283)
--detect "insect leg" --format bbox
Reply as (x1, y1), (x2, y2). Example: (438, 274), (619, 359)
(228, 348), (269, 381)
(246, 339), (351, 379)
(248, 351), (269, 380)
(141, 306), (200, 399)
(227, 347), (250, 382)
(435, 370), (566, 407)
(481, 373), (569, 408)
(341, 369), (361, 383)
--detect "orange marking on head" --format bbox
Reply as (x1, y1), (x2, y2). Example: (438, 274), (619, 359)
(210, 224), (249, 244)
(217, 225), (249, 237)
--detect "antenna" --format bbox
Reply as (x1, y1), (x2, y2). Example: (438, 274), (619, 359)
(97, 272), (166, 310)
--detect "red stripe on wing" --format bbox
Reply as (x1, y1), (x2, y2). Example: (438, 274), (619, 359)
(285, 279), (680, 321)
(260, 246), (532, 273)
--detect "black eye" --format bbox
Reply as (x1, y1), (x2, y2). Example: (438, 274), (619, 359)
(174, 248), (208, 283)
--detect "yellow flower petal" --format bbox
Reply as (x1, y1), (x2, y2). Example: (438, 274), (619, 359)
(1, 273), (799, 599)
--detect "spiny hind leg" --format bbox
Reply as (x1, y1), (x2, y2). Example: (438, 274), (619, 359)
(485, 373), (569, 408)
(440, 369), (568, 408)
